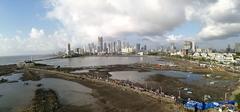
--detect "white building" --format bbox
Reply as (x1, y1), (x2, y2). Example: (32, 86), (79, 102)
(122, 48), (134, 54)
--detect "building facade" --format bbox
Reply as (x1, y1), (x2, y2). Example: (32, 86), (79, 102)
(235, 43), (240, 53)
(98, 36), (103, 52)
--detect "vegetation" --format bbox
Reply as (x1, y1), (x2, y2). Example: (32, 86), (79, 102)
(234, 93), (240, 109)
(236, 52), (240, 56)
(147, 52), (159, 56)
(0, 64), (17, 76)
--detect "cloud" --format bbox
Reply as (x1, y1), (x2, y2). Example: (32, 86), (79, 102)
(29, 28), (45, 39)
(0, 28), (69, 56)
(187, 0), (240, 40)
(3, 0), (240, 56)
(166, 34), (184, 43)
(46, 0), (191, 42)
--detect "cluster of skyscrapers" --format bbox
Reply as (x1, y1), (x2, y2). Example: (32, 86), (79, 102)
(65, 36), (147, 57)
(64, 36), (240, 58)
(86, 36), (147, 55)
(95, 36), (122, 54)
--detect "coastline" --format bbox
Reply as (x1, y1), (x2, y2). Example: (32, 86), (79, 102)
(0, 55), (239, 111)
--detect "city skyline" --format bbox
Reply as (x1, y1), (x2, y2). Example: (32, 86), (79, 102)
(0, 0), (240, 56)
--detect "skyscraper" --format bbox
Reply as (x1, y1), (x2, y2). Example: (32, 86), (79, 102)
(136, 43), (141, 52)
(98, 36), (103, 52)
(226, 44), (231, 53)
(104, 42), (107, 53)
(107, 43), (111, 53)
(117, 40), (122, 53)
(184, 41), (192, 50)
(113, 41), (116, 53)
(170, 43), (176, 52)
(67, 43), (71, 55)
(192, 41), (196, 52)
(235, 43), (240, 53)
(143, 45), (147, 51)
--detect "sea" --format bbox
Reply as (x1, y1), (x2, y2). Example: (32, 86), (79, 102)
(0, 55), (55, 65)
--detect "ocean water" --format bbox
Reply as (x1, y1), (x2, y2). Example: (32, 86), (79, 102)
(0, 73), (96, 112)
(0, 55), (55, 65)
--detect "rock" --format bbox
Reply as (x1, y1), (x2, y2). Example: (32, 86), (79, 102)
(36, 83), (43, 87)
(22, 88), (60, 112)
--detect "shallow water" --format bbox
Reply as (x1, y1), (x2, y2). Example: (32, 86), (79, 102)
(38, 56), (168, 67)
(109, 71), (155, 83)
(0, 73), (22, 82)
(0, 55), (55, 65)
(152, 70), (204, 84)
(109, 70), (205, 85)
(0, 73), (96, 112)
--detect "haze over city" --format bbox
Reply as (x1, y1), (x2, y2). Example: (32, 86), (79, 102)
(0, 0), (240, 56)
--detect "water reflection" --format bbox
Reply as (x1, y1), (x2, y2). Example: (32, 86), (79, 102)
(0, 73), (22, 82)
(109, 71), (155, 83)
(38, 56), (167, 67)
(152, 71), (204, 84)
(0, 74), (95, 112)
(109, 70), (205, 85)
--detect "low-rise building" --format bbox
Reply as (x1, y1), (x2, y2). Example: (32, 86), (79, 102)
(122, 47), (134, 54)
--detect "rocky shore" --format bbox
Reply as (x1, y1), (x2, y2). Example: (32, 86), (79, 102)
(45, 62), (238, 101)
(0, 56), (239, 111)
(21, 69), (41, 81)
(0, 64), (17, 76)
(28, 68), (181, 112)
(22, 89), (60, 112)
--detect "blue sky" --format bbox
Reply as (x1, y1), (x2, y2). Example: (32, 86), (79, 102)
(0, 0), (200, 41)
(171, 21), (202, 37)
(0, 0), (58, 37)
(0, 0), (239, 56)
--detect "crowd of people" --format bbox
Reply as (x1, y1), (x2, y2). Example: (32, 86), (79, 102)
(79, 71), (239, 112)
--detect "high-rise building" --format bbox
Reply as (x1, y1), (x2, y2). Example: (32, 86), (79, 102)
(226, 44), (231, 53)
(98, 36), (103, 52)
(142, 45), (147, 51)
(235, 43), (240, 53)
(117, 40), (122, 53)
(184, 41), (192, 50)
(122, 42), (126, 48)
(136, 43), (141, 52)
(170, 43), (176, 52)
(103, 42), (107, 53)
(192, 41), (196, 52)
(113, 41), (116, 53)
(76, 48), (80, 54)
(88, 43), (92, 53)
(67, 43), (71, 55)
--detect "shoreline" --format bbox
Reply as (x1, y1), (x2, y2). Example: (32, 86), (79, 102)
(0, 55), (239, 111)
(27, 68), (181, 112)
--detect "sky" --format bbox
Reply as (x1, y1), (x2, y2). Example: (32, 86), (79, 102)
(0, 0), (240, 56)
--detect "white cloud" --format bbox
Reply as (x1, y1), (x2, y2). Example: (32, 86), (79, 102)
(166, 34), (184, 43)
(187, 0), (240, 40)
(2, 0), (240, 56)
(46, 0), (191, 42)
(0, 28), (69, 56)
(29, 28), (45, 39)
